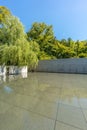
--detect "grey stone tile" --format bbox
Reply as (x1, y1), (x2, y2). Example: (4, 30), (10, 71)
(60, 97), (80, 108)
(61, 87), (75, 97)
(57, 103), (87, 130)
(55, 121), (81, 130)
(75, 88), (87, 98)
(0, 100), (12, 114)
(0, 85), (16, 101)
(0, 106), (55, 130)
(32, 100), (58, 120)
(79, 98), (87, 109)
(41, 92), (60, 103)
(45, 87), (61, 95)
(1, 91), (58, 120)
(82, 109), (87, 122)
(4, 93), (40, 110)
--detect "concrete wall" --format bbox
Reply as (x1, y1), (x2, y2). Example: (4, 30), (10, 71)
(0, 66), (28, 75)
(35, 58), (87, 74)
(8, 66), (28, 75)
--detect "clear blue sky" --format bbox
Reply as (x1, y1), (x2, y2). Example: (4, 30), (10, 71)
(1, 0), (87, 40)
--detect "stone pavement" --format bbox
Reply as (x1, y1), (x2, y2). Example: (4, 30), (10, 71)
(0, 73), (87, 130)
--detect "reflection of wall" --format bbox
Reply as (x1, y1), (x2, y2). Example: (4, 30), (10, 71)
(0, 66), (28, 75)
(21, 72), (28, 78)
(0, 75), (6, 82)
(0, 66), (6, 75)
(36, 58), (87, 74)
(0, 72), (28, 83)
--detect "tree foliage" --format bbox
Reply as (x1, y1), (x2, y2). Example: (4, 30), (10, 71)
(27, 22), (56, 59)
(0, 16), (25, 45)
(27, 22), (87, 59)
(0, 6), (11, 23)
(0, 6), (38, 69)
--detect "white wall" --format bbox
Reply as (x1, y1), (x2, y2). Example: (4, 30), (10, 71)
(9, 66), (28, 75)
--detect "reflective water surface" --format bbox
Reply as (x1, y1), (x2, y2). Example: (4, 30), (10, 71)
(0, 72), (87, 130)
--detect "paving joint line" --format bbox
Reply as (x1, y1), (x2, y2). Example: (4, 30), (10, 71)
(53, 87), (62, 130)
(57, 120), (84, 130)
(78, 99), (87, 124)
(0, 98), (56, 121)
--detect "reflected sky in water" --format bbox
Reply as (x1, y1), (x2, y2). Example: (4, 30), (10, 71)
(3, 86), (13, 93)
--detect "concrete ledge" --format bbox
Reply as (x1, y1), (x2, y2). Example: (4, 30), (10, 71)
(35, 58), (87, 74)
(0, 66), (28, 75)
(8, 66), (28, 75)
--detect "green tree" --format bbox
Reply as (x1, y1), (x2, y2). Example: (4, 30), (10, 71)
(0, 16), (25, 45)
(0, 6), (38, 69)
(27, 22), (55, 58)
(0, 6), (11, 23)
(1, 42), (38, 69)
(29, 40), (40, 56)
(54, 41), (75, 58)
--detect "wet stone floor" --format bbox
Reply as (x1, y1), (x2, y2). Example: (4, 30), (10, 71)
(0, 72), (87, 130)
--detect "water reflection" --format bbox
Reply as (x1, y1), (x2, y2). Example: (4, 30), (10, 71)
(3, 86), (13, 93)
(0, 73), (87, 102)
(0, 75), (6, 83)
(0, 73), (87, 130)
(21, 72), (28, 78)
(0, 72), (28, 83)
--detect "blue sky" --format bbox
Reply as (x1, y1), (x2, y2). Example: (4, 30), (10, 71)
(1, 0), (87, 40)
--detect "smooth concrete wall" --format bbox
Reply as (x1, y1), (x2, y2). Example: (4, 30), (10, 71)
(35, 58), (87, 74)
(8, 66), (28, 75)
(0, 66), (28, 75)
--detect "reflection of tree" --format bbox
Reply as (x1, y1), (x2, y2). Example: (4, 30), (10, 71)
(33, 73), (87, 100)
(0, 74), (27, 83)
(27, 74), (87, 102)
(1, 73), (87, 102)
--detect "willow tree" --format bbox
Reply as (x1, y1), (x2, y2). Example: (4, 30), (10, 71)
(0, 16), (26, 45)
(0, 6), (38, 69)
(1, 42), (38, 68)
(0, 6), (11, 23)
